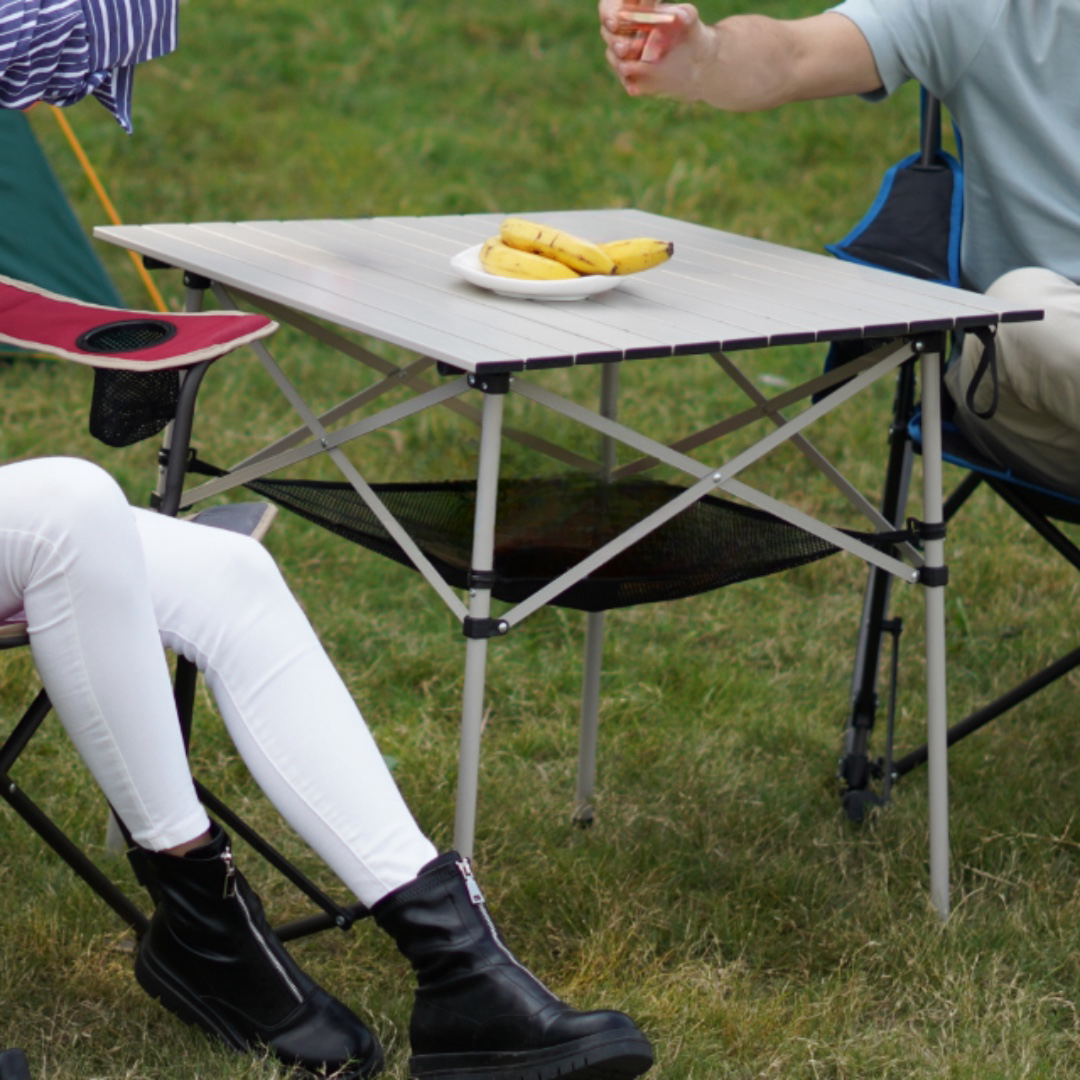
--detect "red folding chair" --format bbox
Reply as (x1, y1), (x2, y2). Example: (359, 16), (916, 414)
(0, 274), (367, 940)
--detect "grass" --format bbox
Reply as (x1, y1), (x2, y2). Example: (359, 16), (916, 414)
(3, 0), (1080, 1077)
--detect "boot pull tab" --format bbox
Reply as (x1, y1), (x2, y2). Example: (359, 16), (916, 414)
(456, 858), (485, 906)
(220, 846), (238, 899)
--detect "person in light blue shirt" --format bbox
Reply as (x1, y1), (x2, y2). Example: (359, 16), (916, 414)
(599, 0), (1080, 497)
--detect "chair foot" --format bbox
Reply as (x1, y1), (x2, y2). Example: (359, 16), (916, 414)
(841, 787), (888, 824)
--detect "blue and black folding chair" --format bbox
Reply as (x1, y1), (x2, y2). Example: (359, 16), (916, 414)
(826, 93), (1078, 821)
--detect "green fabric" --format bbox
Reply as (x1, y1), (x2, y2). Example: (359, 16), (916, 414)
(0, 111), (121, 305)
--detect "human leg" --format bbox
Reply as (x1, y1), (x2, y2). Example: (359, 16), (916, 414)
(135, 509), (653, 1079)
(0, 457), (208, 850)
(0, 457), (377, 1075)
(133, 506), (438, 903)
(945, 267), (1080, 496)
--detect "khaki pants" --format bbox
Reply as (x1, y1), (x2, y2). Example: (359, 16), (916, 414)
(946, 267), (1080, 496)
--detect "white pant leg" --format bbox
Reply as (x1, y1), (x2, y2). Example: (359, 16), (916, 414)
(0, 457), (209, 850)
(946, 267), (1080, 496)
(133, 507), (437, 907)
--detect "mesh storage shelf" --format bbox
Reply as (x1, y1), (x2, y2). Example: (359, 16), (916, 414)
(231, 475), (851, 613)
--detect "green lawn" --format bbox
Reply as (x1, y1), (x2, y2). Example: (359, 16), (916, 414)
(3, 1), (1080, 1077)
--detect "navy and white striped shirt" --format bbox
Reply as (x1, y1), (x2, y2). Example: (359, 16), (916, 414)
(0, 0), (178, 133)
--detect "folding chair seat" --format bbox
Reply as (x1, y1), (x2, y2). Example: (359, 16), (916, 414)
(0, 274), (366, 941)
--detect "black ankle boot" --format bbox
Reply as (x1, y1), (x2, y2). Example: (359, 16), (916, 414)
(129, 824), (382, 1077)
(372, 852), (653, 1080)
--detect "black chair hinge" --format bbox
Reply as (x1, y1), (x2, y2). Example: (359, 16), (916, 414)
(157, 445), (199, 470)
(908, 517), (947, 543)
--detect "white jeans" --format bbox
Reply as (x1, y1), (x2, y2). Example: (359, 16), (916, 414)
(946, 267), (1080, 496)
(0, 456), (435, 906)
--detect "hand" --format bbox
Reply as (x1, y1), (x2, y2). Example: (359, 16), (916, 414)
(601, 4), (706, 101)
(599, 0), (661, 63)
(602, 8), (884, 111)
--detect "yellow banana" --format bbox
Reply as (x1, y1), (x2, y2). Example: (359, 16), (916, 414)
(479, 236), (581, 281)
(499, 217), (616, 276)
(599, 238), (674, 275)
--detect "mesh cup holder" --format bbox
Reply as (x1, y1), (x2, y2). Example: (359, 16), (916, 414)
(76, 319), (178, 354)
(230, 475), (855, 612)
(90, 364), (181, 447)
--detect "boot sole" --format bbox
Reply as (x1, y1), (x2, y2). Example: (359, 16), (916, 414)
(134, 947), (383, 1078)
(135, 946), (250, 1051)
(408, 1030), (654, 1080)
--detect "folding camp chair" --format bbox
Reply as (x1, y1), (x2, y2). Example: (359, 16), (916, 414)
(0, 274), (368, 940)
(830, 96), (1073, 820)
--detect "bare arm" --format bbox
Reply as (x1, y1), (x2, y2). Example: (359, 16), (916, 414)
(600, 5), (883, 110)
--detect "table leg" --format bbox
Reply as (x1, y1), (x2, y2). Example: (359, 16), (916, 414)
(919, 343), (950, 920)
(575, 611), (605, 825)
(454, 386), (507, 858)
(575, 364), (621, 826)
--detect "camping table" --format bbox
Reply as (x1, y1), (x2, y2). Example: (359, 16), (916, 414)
(95, 209), (1041, 919)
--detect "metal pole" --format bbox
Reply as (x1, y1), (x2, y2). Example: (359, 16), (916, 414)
(153, 277), (207, 505)
(454, 386), (507, 857)
(918, 343), (950, 919)
(575, 364), (620, 824)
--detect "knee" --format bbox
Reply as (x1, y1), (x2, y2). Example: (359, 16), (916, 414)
(28, 458), (132, 529)
(985, 267), (1055, 303)
(983, 269), (1080, 408)
(986, 267), (1078, 320)
(193, 526), (289, 602)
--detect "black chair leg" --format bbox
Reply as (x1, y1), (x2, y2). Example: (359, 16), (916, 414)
(0, 688), (149, 933)
(838, 362), (917, 820)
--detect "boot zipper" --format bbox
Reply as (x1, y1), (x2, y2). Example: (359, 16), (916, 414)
(456, 858), (485, 905)
(221, 847), (304, 1004)
(456, 859), (549, 986)
(221, 847), (237, 898)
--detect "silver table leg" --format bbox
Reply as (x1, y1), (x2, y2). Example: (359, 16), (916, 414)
(919, 343), (950, 919)
(575, 611), (605, 825)
(574, 363), (620, 825)
(454, 385), (508, 858)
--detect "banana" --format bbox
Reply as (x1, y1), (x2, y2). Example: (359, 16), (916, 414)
(479, 236), (581, 281)
(599, 237), (674, 275)
(499, 217), (616, 276)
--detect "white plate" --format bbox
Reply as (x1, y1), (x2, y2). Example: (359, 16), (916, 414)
(450, 244), (623, 301)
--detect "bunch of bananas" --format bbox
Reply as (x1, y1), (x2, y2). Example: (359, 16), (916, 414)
(479, 218), (674, 281)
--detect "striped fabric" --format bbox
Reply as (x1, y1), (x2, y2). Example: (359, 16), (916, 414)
(0, 0), (178, 133)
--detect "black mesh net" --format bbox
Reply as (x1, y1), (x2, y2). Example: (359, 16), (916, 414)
(89, 367), (180, 448)
(231, 474), (852, 612)
(86, 366), (885, 611)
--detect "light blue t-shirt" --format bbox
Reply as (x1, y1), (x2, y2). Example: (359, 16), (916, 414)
(829, 0), (1080, 292)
